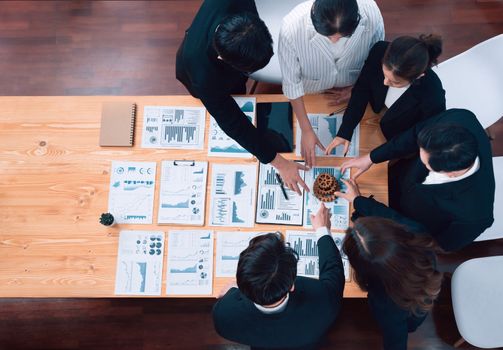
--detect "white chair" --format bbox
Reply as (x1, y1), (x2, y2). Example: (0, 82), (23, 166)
(475, 156), (503, 242)
(451, 256), (503, 348)
(250, 0), (306, 85)
(432, 34), (503, 129)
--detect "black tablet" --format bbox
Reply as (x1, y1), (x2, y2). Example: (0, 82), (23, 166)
(256, 102), (294, 153)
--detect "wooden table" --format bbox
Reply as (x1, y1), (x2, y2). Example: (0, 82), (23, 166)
(0, 94), (387, 298)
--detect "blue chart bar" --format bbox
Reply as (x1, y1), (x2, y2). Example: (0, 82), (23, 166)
(264, 167), (279, 185)
(215, 174), (226, 195)
(305, 261), (316, 276)
(261, 190), (275, 210)
(314, 167), (337, 178)
(276, 213), (291, 221)
(292, 237), (318, 257)
(163, 125), (196, 144)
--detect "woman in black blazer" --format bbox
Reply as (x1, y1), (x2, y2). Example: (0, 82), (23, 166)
(335, 179), (443, 350)
(325, 34), (446, 155)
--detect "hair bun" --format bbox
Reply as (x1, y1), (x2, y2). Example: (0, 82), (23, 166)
(419, 34), (443, 67)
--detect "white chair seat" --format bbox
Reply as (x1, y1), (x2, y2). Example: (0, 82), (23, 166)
(432, 34), (503, 129)
(475, 156), (503, 242)
(451, 256), (503, 348)
(250, 0), (306, 85)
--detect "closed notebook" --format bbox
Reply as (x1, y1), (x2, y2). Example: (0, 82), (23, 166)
(99, 101), (137, 146)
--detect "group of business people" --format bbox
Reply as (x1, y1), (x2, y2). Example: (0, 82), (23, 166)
(176, 0), (496, 349)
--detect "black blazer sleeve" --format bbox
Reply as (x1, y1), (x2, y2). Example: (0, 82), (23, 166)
(435, 218), (494, 251)
(337, 42), (388, 141)
(369, 117), (424, 163)
(353, 196), (428, 234)
(317, 235), (345, 301)
(200, 92), (277, 164)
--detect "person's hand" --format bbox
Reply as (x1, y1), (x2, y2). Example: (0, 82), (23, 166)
(323, 86), (352, 106)
(301, 129), (325, 168)
(325, 136), (351, 156)
(218, 280), (237, 298)
(270, 154), (310, 195)
(334, 178), (361, 203)
(310, 202), (332, 231)
(341, 153), (373, 179)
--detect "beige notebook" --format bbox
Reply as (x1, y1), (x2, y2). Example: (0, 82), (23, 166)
(99, 102), (137, 146)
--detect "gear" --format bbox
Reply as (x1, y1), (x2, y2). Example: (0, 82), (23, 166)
(313, 173), (340, 202)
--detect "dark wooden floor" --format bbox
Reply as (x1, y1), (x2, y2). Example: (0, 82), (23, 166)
(1, 1), (503, 349)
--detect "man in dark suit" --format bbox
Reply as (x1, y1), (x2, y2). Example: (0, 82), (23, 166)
(341, 109), (495, 251)
(176, 0), (308, 194)
(212, 204), (345, 349)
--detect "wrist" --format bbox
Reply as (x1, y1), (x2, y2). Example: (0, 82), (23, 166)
(315, 226), (330, 241)
(270, 153), (286, 168)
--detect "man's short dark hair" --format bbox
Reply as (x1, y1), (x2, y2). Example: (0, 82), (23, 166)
(213, 12), (273, 73)
(236, 233), (298, 306)
(417, 123), (478, 172)
(311, 0), (361, 37)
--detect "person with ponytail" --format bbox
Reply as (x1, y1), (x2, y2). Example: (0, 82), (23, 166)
(343, 216), (443, 350)
(326, 34), (445, 156)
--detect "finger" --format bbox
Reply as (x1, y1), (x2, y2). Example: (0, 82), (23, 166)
(296, 163), (309, 171)
(298, 177), (310, 193)
(334, 191), (348, 200)
(309, 149), (316, 167)
(343, 143), (350, 157)
(317, 140), (326, 152)
(353, 168), (365, 180)
(324, 142), (335, 155)
(291, 182), (302, 196)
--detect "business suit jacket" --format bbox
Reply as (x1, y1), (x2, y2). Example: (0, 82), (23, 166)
(176, 0), (276, 164)
(352, 196), (433, 350)
(369, 109), (495, 251)
(212, 235), (345, 350)
(337, 41), (446, 142)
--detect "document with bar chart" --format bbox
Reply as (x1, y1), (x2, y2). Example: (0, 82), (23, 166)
(303, 167), (350, 230)
(255, 162), (305, 225)
(141, 105), (206, 149)
(286, 231), (350, 281)
(108, 161), (157, 224)
(114, 230), (165, 296)
(209, 164), (257, 228)
(295, 113), (359, 157)
(166, 230), (214, 296)
(158, 160), (208, 225)
(208, 97), (256, 158)
(215, 231), (270, 277)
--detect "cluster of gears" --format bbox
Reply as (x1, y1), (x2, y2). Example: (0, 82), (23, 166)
(313, 173), (341, 202)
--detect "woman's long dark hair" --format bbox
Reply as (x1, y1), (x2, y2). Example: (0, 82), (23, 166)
(343, 217), (443, 314)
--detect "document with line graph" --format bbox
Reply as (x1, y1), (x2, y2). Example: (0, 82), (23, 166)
(209, 163), (257, 228)
(114, 230), (165, 296)
(157, 160), (208, 225)
(108, 161), (156, 224)
(208, 96), (256, 158)
(141, 105), (206, 149)
(166, 230), (214, 296)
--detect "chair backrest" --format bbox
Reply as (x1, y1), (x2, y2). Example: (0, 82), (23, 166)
(475, 156), (503, 241)
(250, 0), (306, 84)
(451, 256), (503, 348)
(432, 34), (503, 129)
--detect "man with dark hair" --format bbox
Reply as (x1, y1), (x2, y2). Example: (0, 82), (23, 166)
(177, 0), (308, 195)
(278, 0), (384, 168)
(340, 109), (495, 251)
(212, 204), (345, 349)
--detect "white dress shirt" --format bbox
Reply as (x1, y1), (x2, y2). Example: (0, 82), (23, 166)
(423, 157), (480, 185)
(278, 0), (385, 100)
(384, 85), (411, 108)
